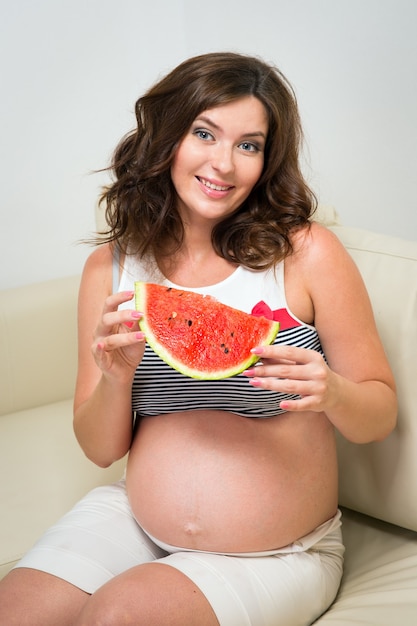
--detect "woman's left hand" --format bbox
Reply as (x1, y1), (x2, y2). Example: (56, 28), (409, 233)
(243, 344), (338, 413)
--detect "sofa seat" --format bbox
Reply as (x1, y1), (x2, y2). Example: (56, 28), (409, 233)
(315, 508), (417, 623)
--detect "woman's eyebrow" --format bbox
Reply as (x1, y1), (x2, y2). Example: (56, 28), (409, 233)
(194, 115), (267, 140)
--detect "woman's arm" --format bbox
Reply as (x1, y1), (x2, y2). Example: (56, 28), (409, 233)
(245, 223), (397, 443)
(73, 244), (146, 467)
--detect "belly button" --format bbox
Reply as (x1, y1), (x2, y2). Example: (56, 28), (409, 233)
(183, 522), (203, 537)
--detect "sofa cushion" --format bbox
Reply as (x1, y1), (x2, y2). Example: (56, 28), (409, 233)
(0, 399), (126, 578)
(330, 226), (417, 532)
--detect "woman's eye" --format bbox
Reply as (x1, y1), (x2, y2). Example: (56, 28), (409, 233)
(194, 129), (214, 141)
(239, 141), (259, 153)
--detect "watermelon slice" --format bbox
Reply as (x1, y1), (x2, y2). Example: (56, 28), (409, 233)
(134, 282), (279, 380)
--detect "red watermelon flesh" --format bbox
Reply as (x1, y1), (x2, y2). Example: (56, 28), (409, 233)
(134, 282), (279, 380)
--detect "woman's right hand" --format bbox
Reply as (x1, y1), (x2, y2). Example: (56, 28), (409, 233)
(92, 290), (146, 383)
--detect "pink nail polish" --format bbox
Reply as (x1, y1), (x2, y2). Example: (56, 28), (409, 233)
(243, 369), (255, 377)
(251, 347), (264, 355)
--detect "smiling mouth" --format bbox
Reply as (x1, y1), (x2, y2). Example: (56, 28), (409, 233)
(197, 176), (233, 192)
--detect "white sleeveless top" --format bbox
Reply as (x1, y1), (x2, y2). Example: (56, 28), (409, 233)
(116, 254), (325, 419)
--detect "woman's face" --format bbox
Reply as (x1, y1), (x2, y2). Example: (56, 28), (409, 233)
(171, 96), (268, 227)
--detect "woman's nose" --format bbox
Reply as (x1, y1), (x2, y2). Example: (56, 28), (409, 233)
(211, 143), (234, 174)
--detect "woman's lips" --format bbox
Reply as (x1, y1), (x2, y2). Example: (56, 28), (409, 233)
(197, 176), (234, 192)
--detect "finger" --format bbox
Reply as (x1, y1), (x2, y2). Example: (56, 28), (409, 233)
(96, 331), (145, 353)
(94, 290), (136, 335)
(248, 374), (315, 395)
(252, 344), (319, 365)
(243, 363), (311, 381)
(103, 290), (135, 312)
(100, 309), (143, 333)
(279, 397), (313, 412)
(247, 374), (328, 414)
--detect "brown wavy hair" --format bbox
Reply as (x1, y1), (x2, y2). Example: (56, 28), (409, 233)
(97, 51), (316, 269)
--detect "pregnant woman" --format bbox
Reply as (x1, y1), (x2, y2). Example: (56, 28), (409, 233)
(0, 52), (397, 626)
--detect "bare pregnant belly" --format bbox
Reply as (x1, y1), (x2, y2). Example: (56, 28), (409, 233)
(126, 410), (338, 552)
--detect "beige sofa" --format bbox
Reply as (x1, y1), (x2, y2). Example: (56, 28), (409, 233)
(1, 209), (417, 624)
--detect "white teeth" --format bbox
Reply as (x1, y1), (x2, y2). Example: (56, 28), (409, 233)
(199, 177), (230, 191)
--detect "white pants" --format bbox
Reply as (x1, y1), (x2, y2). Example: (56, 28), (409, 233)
(16, 480), (344, 626)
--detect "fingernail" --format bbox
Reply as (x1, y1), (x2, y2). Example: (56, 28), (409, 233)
(249, 378), (262, 387)
(251, 347), (264, 355)
(243, 369), (255, 377)
(131, 311), (142, 319)
(124, 321), (134, 329)
(135, 332), (145, 340)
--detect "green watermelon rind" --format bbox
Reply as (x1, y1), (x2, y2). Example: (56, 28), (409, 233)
(134, 281), (279, 380)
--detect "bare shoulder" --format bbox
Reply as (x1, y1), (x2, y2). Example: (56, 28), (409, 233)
(288, 221), (366, 303)
(291, 223), (392, 379)
(290, 221), (352, 271)
(80, 243), (114, 295)
(286, 222), (361, 307)
(289, 221), (368, 308)
(82, 243), (114, 275)
(76, 244), (115, 324)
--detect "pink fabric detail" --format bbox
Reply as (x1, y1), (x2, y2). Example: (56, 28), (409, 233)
(251, 301), (301, 331)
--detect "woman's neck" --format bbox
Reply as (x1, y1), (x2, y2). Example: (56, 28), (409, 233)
(159, 242), (237, 289)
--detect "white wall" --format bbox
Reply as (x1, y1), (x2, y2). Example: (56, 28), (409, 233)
(1, 0), (416, 289)
(183, 0), (417, 240)
(0, 0), (186, 289)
